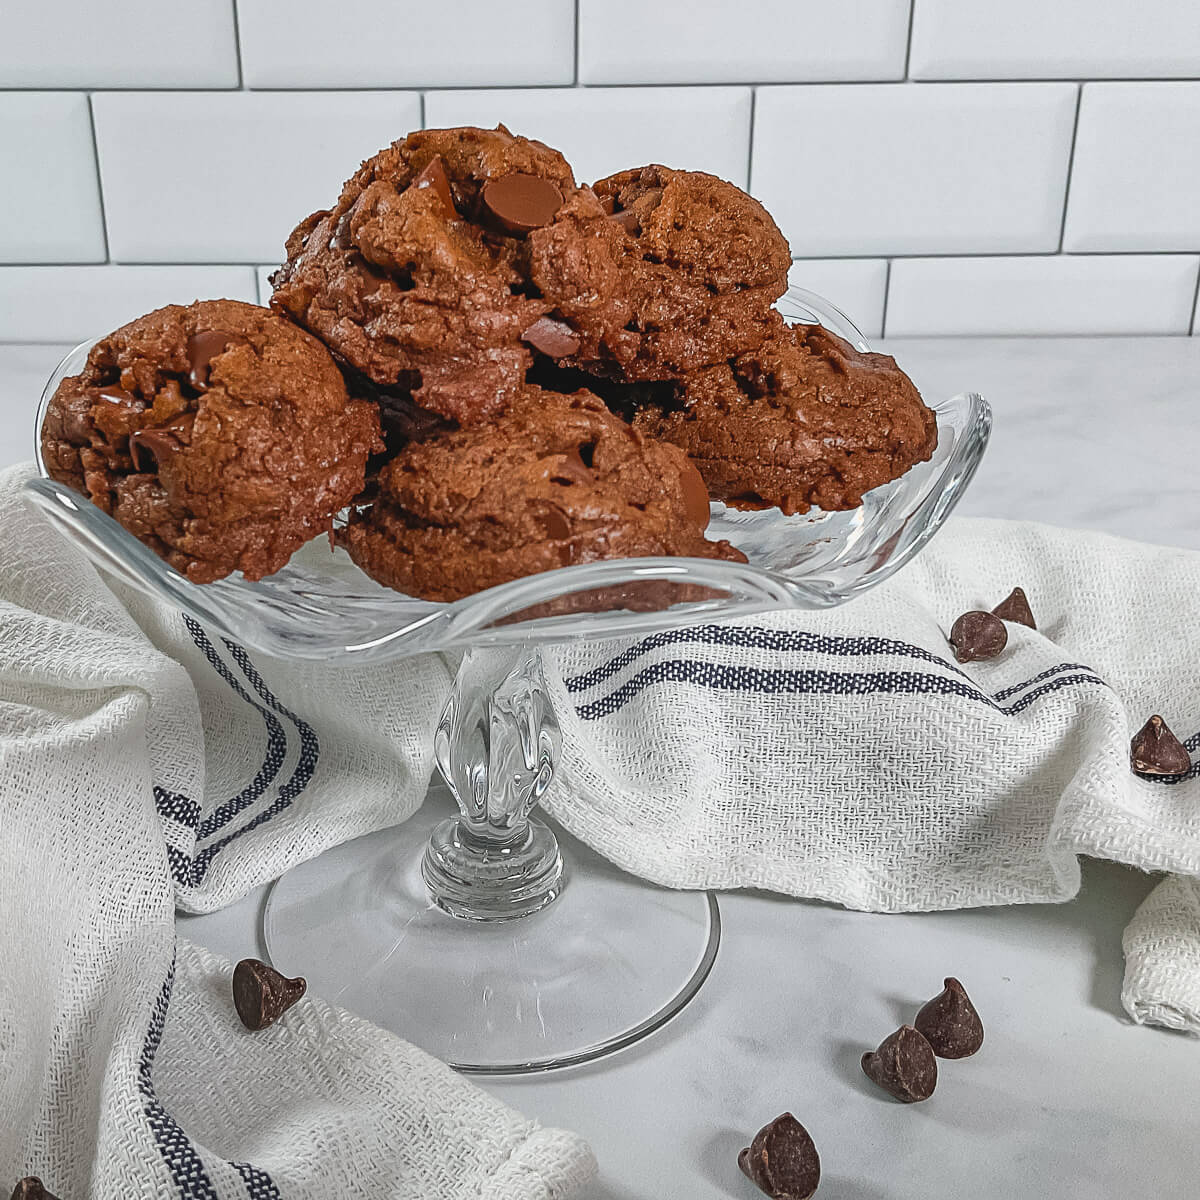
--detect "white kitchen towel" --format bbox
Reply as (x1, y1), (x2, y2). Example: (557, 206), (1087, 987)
(4, 461), (1200, 1198)
(0, 461), (595, 1198)
(543, 518), (1200, 1030)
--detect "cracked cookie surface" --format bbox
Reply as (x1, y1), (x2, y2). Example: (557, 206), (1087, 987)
(634, 316), (939, 514)
(270, 125), (588, 427)
(338, 386), (745, 601)
(41, 299), (382, 583)
(526, 164), (791, 382)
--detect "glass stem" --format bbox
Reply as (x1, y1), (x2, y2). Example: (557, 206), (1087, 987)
(422, 643), (565, 920)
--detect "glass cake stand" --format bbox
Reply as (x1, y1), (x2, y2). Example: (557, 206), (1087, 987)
(24, 289), (991, 1073)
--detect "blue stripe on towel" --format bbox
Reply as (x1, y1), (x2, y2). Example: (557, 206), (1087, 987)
(138, 963), (219, 1199)
(154, 787), (202, 830)
(574, 659), (1108, 721)
(184, 617), (287, 841)
(161, 619), (319, 888)
(563, 623), (1094, 700)
(139, 957), (281, 1198)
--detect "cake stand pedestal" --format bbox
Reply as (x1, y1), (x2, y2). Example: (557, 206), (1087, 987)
(263, 643), (720, 1073)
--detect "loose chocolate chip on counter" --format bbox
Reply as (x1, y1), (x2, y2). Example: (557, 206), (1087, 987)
(992, 587), (1036, 629)
(521, 316), (581, 359)
(861, 1025), (938, 1102)
(233, 958), (306, 1031)
(411, 154), (456, 218)
(10, 1179), (59, 1200)
(1130, 715), (1192, 776)
(913, 977), (984, 1059)
(738, 1113), (820, 1200)
(481, 173), (564, 235)
(948, 610), (1007, 663)
(186, 331), (250, 391)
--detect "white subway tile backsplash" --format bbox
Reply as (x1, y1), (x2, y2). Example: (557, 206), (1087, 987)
(786, 260), (888, 340)
(1064, 83), (1200, 253)
(579, 0), (908, 85)
(92, 92), (422, 263)
(424, 88), (752, 187)
(0, 266), (259, 343)
(0, 1), (238, 88)
(0, 94), (105, 264)
(910, 0), (1200, 80)
(886, 255), (1199, 336)
(239, 0), (574, 89)
(753, 84), (1077, 256)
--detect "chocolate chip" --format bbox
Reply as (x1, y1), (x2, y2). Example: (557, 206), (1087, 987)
(91, 385), (136, 407)
(129, 415), (195, 472)
(610, 209), (641, 235)
(1130, 715), (1192, 776)
(410, 154), (456, 218)
(481, 173), (563, 235)
(233, 958), (306, 1031)
(539, 505), (572, 541)
(186, 331), (249, 391)
(738, 1113), (820, 1200)
(861, 1025), (937, 1102)
(992, 587), (1036, 629)
(948, 610), (1007, 663)
(521, 316), (581, 359)
(10, 1179), (58, 1200)
(677, 457), (711, 530)
(914, 977), (984, 1059)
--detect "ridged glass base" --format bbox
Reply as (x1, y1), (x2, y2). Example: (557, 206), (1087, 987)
(262, 795), (720, 1073)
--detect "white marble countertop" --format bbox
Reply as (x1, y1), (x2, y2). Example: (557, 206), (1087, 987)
(3, 337), (1199, 1198)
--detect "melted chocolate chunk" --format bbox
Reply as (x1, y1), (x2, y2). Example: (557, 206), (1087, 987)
(1130, 715), (1192, 776)
(914, 977), (985, 1059)
(411, 154), (456, 217)
(738, 1113), (820, 1200)
(992, 587), (1036, 629)
(232, 958), (306, 1031)
(482, 173), (563, 235)
(948, 610), (1008, 663)
(129, 420), (192, 472)
(862, 1025), (938, 1102)
(186, 331), (250, 391)
(677, 456), (712, 530)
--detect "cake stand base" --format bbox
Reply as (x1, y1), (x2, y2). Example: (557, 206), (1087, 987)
(262, 790), (720, 1074)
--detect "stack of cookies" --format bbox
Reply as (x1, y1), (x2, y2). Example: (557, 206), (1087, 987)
(41, 125), (937, 600)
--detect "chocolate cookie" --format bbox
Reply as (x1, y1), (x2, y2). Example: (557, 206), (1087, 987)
(634, 316), (938, 514)
(41, 300), (381, 583)
(271, 125), (583, 427)
(526, 164), (791, 381)
(338, 387), (745, 601)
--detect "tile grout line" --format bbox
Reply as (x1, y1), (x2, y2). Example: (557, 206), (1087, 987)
(903, 0), (916, 78)
(419, 91), (427, 129)
(1189, 261), (1200, 335)
(3, 78), (1200, 94)
(85, 92), (110, 264)
(745, 88), (757, 193)
(231, 0), (244, 89)
(573, 0), (581, 86)
(881, 258), (893, 338)
(1057, 83), (1083, 252)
